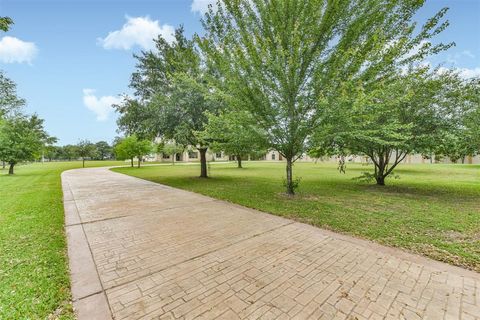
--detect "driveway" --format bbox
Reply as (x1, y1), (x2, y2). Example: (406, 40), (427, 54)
(62, 167), (480, 319)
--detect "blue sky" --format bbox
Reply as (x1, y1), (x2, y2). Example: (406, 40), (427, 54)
(0, 0), (479, 145)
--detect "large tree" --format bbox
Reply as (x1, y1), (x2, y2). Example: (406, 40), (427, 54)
(0, 114), (49, 174)
(199, 0), (451, 194)
(118, 27), (220, 177)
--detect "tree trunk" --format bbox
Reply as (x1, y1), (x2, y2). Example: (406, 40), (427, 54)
(199, 148), (208, 178)
(82, 158), (85, 168)
(172, 154), (175, 166)
(285, 157), (294, 195)
(138, 156), (142, 168)
(130, 158), (134, 167)
(2, 161), (5, 169)
(237, 155), (242, 168)
(8, 163), (14, 175)
(375, 175), (385, 186)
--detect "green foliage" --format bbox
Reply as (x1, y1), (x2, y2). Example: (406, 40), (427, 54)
(0, 114), (49, 174)
(198, 0), (452, 193)
(161, 142), (185, 164)
(114, 135), (153, 167)
(200, 110), (268, 167)
(0, 16), (13, 32)
(0, 161), (124, 319)
(94, 141), (113, 160)
(0, 71), (25, 118)
(119, 27), (222, 177)
(312, 69), (473, 185)
(76, 140), (96, 167)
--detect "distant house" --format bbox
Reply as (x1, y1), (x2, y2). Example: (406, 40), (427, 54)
(147, 141), (480, 165)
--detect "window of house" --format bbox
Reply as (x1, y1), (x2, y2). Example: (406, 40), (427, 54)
(188, 151), (198, 159)
(272, 153), (276, 160)
(216, 152), (222, 158)
(162, 154), (170, 159)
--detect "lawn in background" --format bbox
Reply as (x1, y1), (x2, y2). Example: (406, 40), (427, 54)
(0, 161), (123, 319)
(113, 161), (480, 272)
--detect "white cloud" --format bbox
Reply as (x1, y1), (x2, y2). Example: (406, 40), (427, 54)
(461, 50), (475, 59)
(83, 89), (122, 121)
(98, 16), (175, 50)
(455, 67), (480, 78)
(0, 36), (38, 64)
(447, 50), (476, 65)
(437, 67), (480, 79)
(191, 0), (217, 14)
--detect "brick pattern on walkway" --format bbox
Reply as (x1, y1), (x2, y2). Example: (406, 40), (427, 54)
(62, 168), (480, 320)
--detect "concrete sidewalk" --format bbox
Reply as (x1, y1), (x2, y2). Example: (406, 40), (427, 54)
(62, 167), (480, 320)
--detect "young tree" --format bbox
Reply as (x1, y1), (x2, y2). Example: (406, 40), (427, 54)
(95, 141), (113, 160)
(133, 139), (153, 168)
(76, 140), (96, 168)
(114, 137), (133, 166)
(200, 111), (268, 168)
(0, 114), (49, 174)
(114, 135), (153, 168)
(311, 70), (473, 185)
(199, 0), (451, 194)
(161, 142), (185, 165)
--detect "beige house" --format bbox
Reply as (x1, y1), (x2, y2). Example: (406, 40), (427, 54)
(149, 146), (480, 165)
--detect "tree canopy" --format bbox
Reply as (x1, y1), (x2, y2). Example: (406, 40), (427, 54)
(0, 114), (50, 174)
(117, 27), (221, 177)
(198, 0), (452, 194)
(114, 135), (153, 168)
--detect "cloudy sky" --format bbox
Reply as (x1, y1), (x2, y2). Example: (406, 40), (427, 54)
(0, 0), (479, 145)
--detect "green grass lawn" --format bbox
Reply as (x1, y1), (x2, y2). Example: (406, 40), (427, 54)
(113, 161), (480, 272)
(0, 160), (124, 319)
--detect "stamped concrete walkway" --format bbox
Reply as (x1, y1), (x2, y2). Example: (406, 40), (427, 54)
(62, 167), (480, 320)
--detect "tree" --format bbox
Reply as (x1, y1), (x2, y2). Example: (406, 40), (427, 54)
(435, 77), (480, 163)
(114, 135), (153, 168)
(133, 139), (153, 168)
(120, 27), (221, 177)
(199, 0), (451, 194)
(76, 140), (96, 168)
(61, 144), (79, 161)
(311, 70), (472, 185)
(200, 111), (268, 168)
(95, 141), (113, 160)
(0, 114), (49, 174)
(161, 142), (185, 165)
(0, 71), (25, 118)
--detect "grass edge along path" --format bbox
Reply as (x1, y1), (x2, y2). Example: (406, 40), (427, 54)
(0, 161), (124, 319)
(113, 161), (480, 272)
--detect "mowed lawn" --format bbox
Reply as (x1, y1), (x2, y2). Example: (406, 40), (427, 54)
(114, 161), (480, 272)
(0, 161), (124, 319)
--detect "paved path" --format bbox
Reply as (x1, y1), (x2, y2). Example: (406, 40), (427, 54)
(62, 167), (480, 320)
